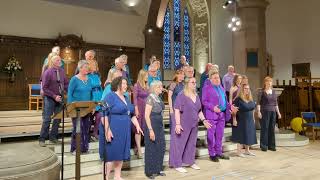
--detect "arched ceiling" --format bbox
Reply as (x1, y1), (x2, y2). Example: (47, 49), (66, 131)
(44, 0), (151, 16)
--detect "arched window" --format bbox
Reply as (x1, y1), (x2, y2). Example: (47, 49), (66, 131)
(163, 0), (192, 70)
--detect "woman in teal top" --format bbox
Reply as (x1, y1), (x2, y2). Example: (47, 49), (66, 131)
(87, 70), (103, 140)
(68, 60), (93, 153)
(101, 70), (129, 101)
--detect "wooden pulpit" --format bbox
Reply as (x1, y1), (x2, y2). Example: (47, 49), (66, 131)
(54, 101), (99, 180)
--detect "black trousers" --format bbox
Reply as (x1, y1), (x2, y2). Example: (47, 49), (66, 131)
(260, 111), (276, 149)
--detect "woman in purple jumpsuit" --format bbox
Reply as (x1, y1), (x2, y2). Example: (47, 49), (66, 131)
(169, 77), (211, 173)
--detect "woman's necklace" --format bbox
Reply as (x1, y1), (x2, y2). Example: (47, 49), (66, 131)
(78, 75), (88, 85)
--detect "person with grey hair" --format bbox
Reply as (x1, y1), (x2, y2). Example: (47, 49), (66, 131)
(105, 57), (128, 87)
(119, 54), (132, 86)
(68, 60), (93, 154)
(144, 80), (166, 179)
(147, 64), (160, 86)
(223, 65), (235, 97)
(42, 46), (65, 74)
(39, 54), (68, 147)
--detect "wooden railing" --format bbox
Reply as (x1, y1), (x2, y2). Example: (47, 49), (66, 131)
(274, 79), (320, 129)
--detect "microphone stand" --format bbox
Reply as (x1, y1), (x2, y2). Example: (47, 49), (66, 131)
(100, 102), (110, 180)
(56, 69), (66, 180)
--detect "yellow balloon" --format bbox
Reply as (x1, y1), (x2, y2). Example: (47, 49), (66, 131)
(290, 117), (307, 132)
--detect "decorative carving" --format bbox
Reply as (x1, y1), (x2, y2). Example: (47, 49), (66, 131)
(55, 34), (84, 49)
(189, 0), (208, 18)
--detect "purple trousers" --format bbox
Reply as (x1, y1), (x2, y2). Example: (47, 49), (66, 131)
(90, 111), (102, 138)
(207, 115), (225, 157)
(169, 126), (198, 168)
(71, 115), (90, 153)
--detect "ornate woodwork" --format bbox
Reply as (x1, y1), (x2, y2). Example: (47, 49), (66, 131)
(0, 34), (142, 110)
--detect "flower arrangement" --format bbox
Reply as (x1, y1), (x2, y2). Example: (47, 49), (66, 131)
(3, 56), (23, 74)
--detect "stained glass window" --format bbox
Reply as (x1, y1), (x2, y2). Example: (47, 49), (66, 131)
(163, 1), (192, 69)
(173, 0), (181, 69)
(163, 8), (171, 69)
(183, 8), (191, 64)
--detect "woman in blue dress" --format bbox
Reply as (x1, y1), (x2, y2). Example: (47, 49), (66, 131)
(99, 76), (143, 180)
(231, 84), (257, 157)
(67, 60), (93, 153)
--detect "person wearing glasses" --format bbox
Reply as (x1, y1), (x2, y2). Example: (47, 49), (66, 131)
(169, 77), (212, 173)
(202, 69), (238, 162)
(231, 84), (257, 157)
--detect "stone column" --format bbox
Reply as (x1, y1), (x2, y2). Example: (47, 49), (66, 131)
(233, 0), (269, 94)
(144, 0), (163, 65)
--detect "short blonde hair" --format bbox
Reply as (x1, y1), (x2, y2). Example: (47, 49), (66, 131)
(110, 69), (122, 81)
(263, 76), (273, 89)
(208, 68), (219, 78)
(48, 54), (60, 68)
(149, 80), (162, 94)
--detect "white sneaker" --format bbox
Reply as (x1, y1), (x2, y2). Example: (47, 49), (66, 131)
(237, 153), (246, 158)
(244, 151), (256, 156)
(175, 167), (188, 173)
(190, 164), (200, 170)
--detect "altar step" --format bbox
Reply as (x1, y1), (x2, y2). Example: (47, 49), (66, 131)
(55, 128), (234, 179)
(53, 128), (309, 179)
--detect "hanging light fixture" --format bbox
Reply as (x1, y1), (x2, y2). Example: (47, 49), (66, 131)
(223, 0), (241, 32)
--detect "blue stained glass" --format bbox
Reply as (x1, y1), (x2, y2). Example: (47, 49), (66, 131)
(173, 0), (180, 28)
(183, 8), (191, 64)
(173, 0), (181, 69)
(174, 41), (181, 67)
(163, 8), (171, 69)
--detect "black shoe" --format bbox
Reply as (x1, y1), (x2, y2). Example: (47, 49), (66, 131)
(217, 154), (230, 160)
(268, 147), (276, 151)
(210, 156), (219, 162)
(39, 141), (46, 147)
(146, 174), (155, 179)
(157, 172), (166, 176)
(261, 148), (267, 152)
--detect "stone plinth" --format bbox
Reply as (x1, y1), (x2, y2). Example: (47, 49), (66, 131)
(0, 143), (60, 180)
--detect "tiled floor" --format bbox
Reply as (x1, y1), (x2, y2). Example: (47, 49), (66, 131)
(79, 141), (320, 180)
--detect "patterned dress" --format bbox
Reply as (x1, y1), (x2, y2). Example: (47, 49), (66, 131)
(144, 94), (165, 176)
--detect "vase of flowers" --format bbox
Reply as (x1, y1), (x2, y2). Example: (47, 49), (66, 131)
(3, 56), (23, 83)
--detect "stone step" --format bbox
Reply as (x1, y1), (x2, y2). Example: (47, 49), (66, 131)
(53, 128), (233, 154)
(256, 130), (296, 139)
(276, 134), (309, 147)
(63, 152), (171, 179)
(62, 142), (239, 179)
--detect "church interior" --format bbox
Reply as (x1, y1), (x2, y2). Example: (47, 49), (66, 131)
(0, 0), (320, 180)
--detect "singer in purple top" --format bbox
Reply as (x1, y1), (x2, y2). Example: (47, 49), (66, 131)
(202, 70), (238, 162)
(39, 55), (68, 147)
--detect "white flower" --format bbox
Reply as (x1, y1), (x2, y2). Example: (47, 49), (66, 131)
(14, 67), (17, 70)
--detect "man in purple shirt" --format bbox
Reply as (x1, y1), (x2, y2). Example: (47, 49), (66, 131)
(39, 55), (68, 147)
(222, 65), (235, 98)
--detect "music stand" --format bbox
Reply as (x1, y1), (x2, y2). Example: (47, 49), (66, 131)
(54, 101), (99, 180)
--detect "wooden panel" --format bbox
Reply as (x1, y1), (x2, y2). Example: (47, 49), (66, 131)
(0, 35), (143, 110)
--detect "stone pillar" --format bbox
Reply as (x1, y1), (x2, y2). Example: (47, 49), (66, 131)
(144, 0), (163, 65)
(233, 0), (269, 95)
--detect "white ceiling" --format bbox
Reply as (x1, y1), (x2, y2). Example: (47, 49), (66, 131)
(44, 0), (151, 16)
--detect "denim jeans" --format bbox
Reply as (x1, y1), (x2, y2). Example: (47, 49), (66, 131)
(39, 96), (63, 141)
